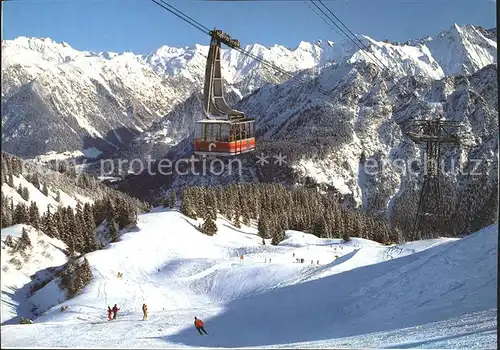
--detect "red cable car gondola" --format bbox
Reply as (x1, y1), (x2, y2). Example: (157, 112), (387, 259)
(194, 29), (256, 157)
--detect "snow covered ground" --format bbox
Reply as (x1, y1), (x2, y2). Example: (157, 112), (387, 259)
(1, 225), (68, 324)
(1, 174), (93, 215)
(1, 209), (497, 348)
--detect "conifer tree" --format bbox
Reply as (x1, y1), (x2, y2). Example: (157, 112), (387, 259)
(83, 203), (97, 251)
(169, 191), (177, 209)
(92, 199), (106, 226)
(201, 208), (217, 236)
(115, 199), (128, 229)
(1, 191), (12, 228)
(313, 217), (327, 238)
(28, 201), (41, 230)
(44, 208), (60, 240)
(41, 183), (49, 196)
(257, 214), (270, 239)
(8, 172), (14, 187)
(73, 258), (93, 294)
(106, 198), (117, 223)
(271, 224), (285, 245)
(181, 189), (196, 219)
(59, 258), (76, 296)
(201, 217), (217, 236)
(13, 203), (29, 225)
(22, 187), (30, 202)
(233, 213), (241, 228)
(31, 172), (40, 190)
(18, 227), (32, 250)
(63, 207), (77, 254)
(342, 230), (350, 242)
(108, 218), (119, 243)
(74, 203), (86, 252)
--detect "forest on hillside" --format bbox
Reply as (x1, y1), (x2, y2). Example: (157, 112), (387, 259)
(168, 183), (405, 245)
(0, 151), (150, 255)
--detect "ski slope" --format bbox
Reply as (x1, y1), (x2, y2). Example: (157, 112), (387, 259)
(1, 209), (497, 348)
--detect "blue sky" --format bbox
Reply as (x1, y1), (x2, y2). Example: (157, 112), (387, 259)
(3, 0), (496, 54)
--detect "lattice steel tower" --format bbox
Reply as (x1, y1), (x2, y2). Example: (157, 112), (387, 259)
(406, 118), (461, 239)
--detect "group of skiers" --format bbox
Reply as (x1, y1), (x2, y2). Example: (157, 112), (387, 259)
(292, 253), (319, 264)
(106, 304), (208, 335)
(107, 304), (148, 321)
(107, 304), (120, 320)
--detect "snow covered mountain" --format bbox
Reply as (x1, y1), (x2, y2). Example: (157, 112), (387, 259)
(110, 24), (497, 162)
(117, 42), (497, 236)
(2, 24), (496, 160)
(1, 208), (497, 348)
(1, 36), (331, 159)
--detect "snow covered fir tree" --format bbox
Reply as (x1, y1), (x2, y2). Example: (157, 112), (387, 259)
(0, 16), (497, 349)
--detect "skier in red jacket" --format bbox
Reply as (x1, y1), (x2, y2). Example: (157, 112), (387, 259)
(194, 317), (208, 335)
(112, 304), (120, 319)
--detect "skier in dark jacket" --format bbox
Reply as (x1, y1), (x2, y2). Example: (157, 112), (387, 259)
(194, 317), (208, 335)
(112, 304), (120, 319)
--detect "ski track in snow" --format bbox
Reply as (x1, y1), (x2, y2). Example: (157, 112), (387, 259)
(1, 209), (497, 348)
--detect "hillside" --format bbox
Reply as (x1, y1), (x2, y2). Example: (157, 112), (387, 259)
(1, 209), (496, 348)
(1, 151), (147, 218)
(1, 151), (151, 326)
(1, 225), (69, 324)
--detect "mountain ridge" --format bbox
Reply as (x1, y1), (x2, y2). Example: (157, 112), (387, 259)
(2, 23), (496, 159)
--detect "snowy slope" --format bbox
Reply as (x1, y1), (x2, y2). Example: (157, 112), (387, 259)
(1, 39), (181, 158)
(1, 225), (68, 324)
(0, 152), (146, 226)
(1, 174), (91, 214)
(423, 24), (497, 76)
(1, 209), (496, 348)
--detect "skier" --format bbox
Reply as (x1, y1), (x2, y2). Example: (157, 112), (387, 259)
(142, 303), (148, 320)
(107, 306), (113, 321)
(194, 317), (208, 335)
(112, 304), (120, 319)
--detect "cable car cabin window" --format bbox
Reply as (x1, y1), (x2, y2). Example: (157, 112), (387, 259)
(230, 125), (237, 141)
(249, 122), (254, 138)
(241, 123), (248, 140)
(195, 124), (203, 139)
(203, 123), (221, 141)
(220, 124), (229, 141)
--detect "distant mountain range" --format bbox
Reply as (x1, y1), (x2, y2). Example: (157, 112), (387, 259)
(1, 24), (496, 159)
